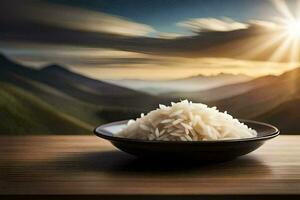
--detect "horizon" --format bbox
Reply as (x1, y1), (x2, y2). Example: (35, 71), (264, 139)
(2, 52), (299, 81)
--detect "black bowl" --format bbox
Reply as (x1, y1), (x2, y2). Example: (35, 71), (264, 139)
(94, 120), (279, 161)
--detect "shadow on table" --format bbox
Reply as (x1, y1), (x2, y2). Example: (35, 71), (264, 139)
(43, 150), (272, 176)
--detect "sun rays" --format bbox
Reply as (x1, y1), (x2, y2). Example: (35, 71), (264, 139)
(3, 0), (300, 80)
(239, 0), (300, 66)
(268, 0), (300, 63)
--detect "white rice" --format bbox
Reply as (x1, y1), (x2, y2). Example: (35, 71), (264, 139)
(116, 100), (257, 141)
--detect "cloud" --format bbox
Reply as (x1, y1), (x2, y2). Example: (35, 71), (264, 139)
(0, 1), (155, 37)
(33, 3), (156, 37)
(157, 32), (184, 39)
(249, 20), (280, 29)
(0, 1), (291, 62)
(0, 22), (285, 61)
(177, 17), (249, 32)
(1, 44), (179, 69)
(3, 38), (297, 80)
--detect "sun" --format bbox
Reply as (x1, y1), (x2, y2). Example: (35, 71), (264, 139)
(285, 19), (300, 38)
(241, 0), (300, 65)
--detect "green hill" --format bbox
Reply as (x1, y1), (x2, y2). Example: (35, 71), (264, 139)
(0, 82), (91, 135)
(0, 54), (159, 134)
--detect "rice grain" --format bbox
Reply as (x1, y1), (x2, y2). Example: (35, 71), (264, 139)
(117, 100), (257, 141)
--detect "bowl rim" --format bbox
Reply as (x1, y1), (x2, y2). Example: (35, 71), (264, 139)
(94, 119), (280, 144)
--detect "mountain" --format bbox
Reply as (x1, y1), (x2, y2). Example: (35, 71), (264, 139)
(107, 73), (251, 95)
(40, 64), (141, 96)
(168, 75), (276, 102)
(1, 53), (300, 134)
(210, 68), (300, 128)
(256, 96), (300, 134)
(0, 55), (168, 109)
(0, 82), (90, 134)
(0, 54), (168, 134)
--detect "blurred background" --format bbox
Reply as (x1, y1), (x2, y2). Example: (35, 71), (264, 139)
(0, 0), (299, 134)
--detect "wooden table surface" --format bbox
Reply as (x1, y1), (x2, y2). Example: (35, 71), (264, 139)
(1, 135), (300, 199)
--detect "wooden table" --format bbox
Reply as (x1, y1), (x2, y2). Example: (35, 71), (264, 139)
(1, 135), (300, 199)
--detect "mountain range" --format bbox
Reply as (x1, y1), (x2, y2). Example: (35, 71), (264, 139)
(106, 73), (251, 95)
(168, 67), (300, 133)
(167, 74), (277, 101)
(0, 54), (168, 134)
(214, 68), (300, 133)
(0, 53), (299, 134)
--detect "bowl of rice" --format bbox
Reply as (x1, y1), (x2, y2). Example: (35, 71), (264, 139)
(94, 100), (279, 161)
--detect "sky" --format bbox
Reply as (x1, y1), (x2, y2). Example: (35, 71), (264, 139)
(0, 0), (300, 79)
(47, 0), (277, 35)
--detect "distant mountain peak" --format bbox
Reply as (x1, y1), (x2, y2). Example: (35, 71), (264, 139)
(0, 54), (16, 66)
(173, 72), (250, 81)
(40, 64), (71, 73)
(196, 72), (250, 78)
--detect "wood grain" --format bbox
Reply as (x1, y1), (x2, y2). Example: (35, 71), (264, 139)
(1, 135), (300, 196)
